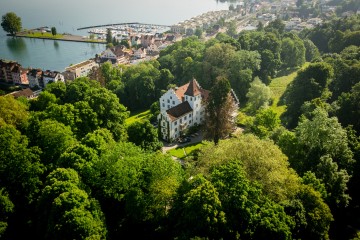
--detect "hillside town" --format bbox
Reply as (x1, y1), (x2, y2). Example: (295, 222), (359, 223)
(2, 0), (358, 96)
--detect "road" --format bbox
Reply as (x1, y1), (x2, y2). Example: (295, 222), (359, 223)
(162, 131), (203, 153)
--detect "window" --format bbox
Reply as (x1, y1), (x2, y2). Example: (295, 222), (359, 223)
(184, 116), (187, 120)
(189, 120), (192, 124)
(172, 101), (175, 104)
(167, 99), (170, 103)
(170, 96), (172, 99)
(174, 121), (177, 125)
(189, 114), (192, 117)
(191, 97), (193, 101)
(168, 105), (170, 109)
(162, 103), (165, 107)
(180, 119), (183, 124)
(175, 128), (177, 132)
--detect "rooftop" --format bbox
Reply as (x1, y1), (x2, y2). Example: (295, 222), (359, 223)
(66, 59), (96, 71)
(166, 101), (193, 121)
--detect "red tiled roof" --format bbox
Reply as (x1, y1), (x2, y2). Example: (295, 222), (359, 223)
(175, 82), (189, 101)
(184, 78), (202, 96)
(9, 88), (34, 99)
(166, 101), (193, 121)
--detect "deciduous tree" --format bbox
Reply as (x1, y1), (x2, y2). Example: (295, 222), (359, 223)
(127, 120), (162, 151)
(1, 12), (21, 36)
(204, 76), (237, 145)
(246, 77), (271, 113)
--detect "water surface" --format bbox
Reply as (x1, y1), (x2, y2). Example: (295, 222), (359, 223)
(0, 0), (233, 70)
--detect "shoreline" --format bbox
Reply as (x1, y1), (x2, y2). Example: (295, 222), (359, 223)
(14, 32), (106, 44)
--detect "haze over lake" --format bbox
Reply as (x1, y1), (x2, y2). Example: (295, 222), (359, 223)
(0, 0), (233, 71)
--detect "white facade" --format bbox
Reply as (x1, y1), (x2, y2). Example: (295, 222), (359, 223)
(28, 70), (42, 88)
(43, 72), (65, 88)
(100, 49), (117, 61)
(65, 60), (98, 79)
(158, 79), (208, 142)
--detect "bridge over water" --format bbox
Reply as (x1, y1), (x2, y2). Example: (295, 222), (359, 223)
(77, 22), (171, 30)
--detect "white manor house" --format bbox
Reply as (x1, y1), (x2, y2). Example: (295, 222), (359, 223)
(158, 79), (209, 142)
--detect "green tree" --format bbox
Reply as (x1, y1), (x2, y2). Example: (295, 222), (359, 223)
(304, 39), (320, 62)
(281, 37), (306, 68)
(124, 153), (183, 237)
(249, 108), (280, 138)
(246, 77), (271, 114)
(280, 108), (353, 208)
(195, 28), (203, 39)
(1, 12), (22, 36)
(336, 82), (360, 133)
(73, 101), (99, 138)
(0, 188), (14, 236)
(296, 185), (333, 240)
(0, 95), (29, 128)
(170, 175), (226, 239)
(85, 88), (129, 141)
(45, 81), (67, 102)
(202, 43), (237, 87)
(127, 120), (163, 151)
(302, 171), (327, 199)
(81, 128), (116, 155)
(197, 135), (301, 202)
(204, 76), (237, 145)
(106, 28), (112, 44)
(210, 159), (292, 239)
(51, 26), (57, 36)
(265, 19), (285, 35)
(38, 168), (107, 240)
(30, 91), (58, 111)
(36, 119), (77, 166)
(282, 62), (333, 128)
(226, 20), (237, 38)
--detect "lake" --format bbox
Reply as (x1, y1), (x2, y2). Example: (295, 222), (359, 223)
(0, 0), (234, 71)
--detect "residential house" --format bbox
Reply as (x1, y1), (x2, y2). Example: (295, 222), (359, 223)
(165, 34), (182, 43)
(171, 24), (186, 34)
(141, 35), (155, 48)
(134, 48), (147, 59)
(129, 35), (141, 47)
(147, 44), (160, 56)
(28, 69), (43, 88)
(0, 59), (21, 83)
(64, 59), (98, 80)
(99, 45), (132, 64)
(12, 67), (29, 85)
(8, 88), (39, 99)
(158, 79), (210, 142)
(42, 70), (65, 88)
(11, 65), (21, 84)
(158, 42), (170, 51)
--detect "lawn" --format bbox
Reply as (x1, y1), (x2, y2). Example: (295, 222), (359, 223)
(25, 32), (63, 39)
(125, 109), (152, 125)
(269, 62), (310, 116)
(167, 142), (205, 159)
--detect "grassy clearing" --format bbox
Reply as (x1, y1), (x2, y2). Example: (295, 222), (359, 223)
(25, 32), (63, 39)
(125, 109), (152, 125)
(168, 142), (205, 159)
(269, 62), (310, 116)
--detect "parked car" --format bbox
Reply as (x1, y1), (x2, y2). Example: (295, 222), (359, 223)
(179, 137), (191, 143)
